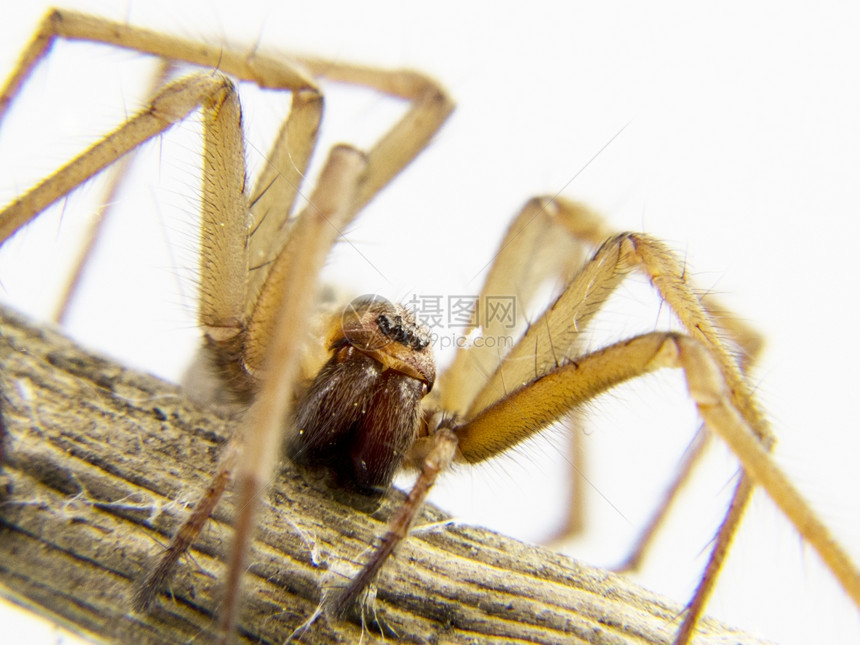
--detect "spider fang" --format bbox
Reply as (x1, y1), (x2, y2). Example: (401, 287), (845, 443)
(288, 297), (435, 494)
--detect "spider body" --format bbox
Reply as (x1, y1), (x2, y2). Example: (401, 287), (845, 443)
(289, 298), (434, 493)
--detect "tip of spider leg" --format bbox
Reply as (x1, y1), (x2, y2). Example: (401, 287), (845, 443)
(130, 548), (181, 613)
(130, 580), (158, 613)
(317, 555), (379, 624)
(326, 583), (396, 641)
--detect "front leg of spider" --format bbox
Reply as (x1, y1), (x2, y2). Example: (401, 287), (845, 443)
(286, 297), (441, 618)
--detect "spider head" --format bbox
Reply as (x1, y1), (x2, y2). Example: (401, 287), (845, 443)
(288, 296), (435, 494)
(336, 295), (435, 390)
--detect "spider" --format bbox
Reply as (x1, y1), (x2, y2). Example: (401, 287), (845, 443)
(1, 5), (859, 645)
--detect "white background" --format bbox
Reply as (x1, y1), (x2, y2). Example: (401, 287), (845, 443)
(1, 1), (859, 644)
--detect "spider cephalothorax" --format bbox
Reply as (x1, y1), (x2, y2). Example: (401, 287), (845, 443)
(289, 297), (434, 493)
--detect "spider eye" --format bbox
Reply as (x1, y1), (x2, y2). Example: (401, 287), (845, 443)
(376, 312), (431, 351)
(332, 295), (436, 390)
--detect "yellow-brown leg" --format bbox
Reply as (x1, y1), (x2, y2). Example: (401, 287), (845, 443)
(0, 10), (456, 641)
(444, 232), (858, 643)
(614, 296), (765, 572)
(50, 59), (176, 325)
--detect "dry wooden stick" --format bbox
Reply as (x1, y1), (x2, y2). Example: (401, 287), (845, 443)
(0, 306), (768, 644)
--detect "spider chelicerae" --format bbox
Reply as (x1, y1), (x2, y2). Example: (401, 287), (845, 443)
(1, 5), (850, 644)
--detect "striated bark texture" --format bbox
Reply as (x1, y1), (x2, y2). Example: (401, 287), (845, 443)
(0, 306), (769, 644)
